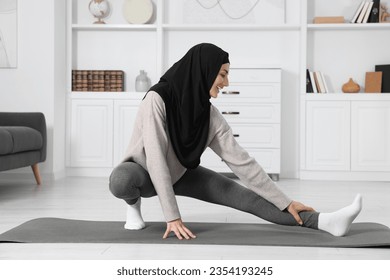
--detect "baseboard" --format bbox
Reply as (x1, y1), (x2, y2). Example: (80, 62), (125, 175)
(300, 170), (390, 181)
(52, 169), (66, 180)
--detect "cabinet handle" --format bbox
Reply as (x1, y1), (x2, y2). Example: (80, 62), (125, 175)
(233, 134), (240, 137)
(222, 91), (240, 95)
(222, 111), (240, 115)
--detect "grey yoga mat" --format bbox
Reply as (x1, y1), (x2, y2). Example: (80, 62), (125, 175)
(1, 218), (390, 248)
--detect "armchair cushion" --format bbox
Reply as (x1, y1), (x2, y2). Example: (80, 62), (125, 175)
(0, 127), (43, 155)
(0, 112), (47, 162)
(0, 129), (13, 155)
(0, 112), (47, 183)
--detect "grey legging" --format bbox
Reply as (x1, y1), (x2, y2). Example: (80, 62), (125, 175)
(109, 162), (319, 229)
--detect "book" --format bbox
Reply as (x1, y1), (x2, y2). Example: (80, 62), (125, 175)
(313, 72), (322, 93)
(351, 1), (366, 23)
(368, 0), (380, 22)
(316, 71), (326, 93)
(362, 2), (374, 23)
(306, 69), (314, 93)
(309, 71), (318, 93)
(375, 64), (390, 92)
(313, 16), (345, 24)
(319, 72), (329, 93)
(365, 72), (382, 93)
(71, 70), (125, 92)
(357, 2), (371, 23)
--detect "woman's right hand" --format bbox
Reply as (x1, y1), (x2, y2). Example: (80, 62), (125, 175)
(163, 218), (196, 240)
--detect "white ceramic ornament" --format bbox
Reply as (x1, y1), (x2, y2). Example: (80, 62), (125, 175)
(123, 0), (153, 24)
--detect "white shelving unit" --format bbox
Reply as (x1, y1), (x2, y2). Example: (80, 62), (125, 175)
(162, 24), (301, 31)
(67, 0), (299, 93)
(66, 0), (390, 180)
(307, 22), (390, 30)
(300, 0), (390, 181)
(66, 0), (302, 177)
(71, 24), (158, 30)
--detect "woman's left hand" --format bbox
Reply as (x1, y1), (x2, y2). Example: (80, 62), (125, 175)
(287, 201), (315, 225)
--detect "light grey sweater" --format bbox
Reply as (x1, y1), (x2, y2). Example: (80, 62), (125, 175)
(122, 91), (292, 222)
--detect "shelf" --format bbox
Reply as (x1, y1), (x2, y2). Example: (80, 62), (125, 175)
(69, 92), (146, 100)
(72, 24), (301, 31)
(303, 93), (390, 101)
(307, 23), (390, 31)
(72, 24), (157, 31)
(162, 24), (300, 31)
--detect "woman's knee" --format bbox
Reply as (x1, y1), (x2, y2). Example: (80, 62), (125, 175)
(109, 162), (139, 198)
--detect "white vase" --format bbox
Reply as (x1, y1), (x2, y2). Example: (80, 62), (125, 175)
(135, 70), (151, 92)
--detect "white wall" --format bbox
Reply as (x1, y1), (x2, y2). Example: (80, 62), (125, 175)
(53, 0), (67, 179)
(0, 0), (66, 179)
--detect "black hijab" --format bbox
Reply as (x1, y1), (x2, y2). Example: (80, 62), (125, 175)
(148, 43), (230, 169)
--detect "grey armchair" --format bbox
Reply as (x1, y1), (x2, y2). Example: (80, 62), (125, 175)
(0, 112), (47, 185)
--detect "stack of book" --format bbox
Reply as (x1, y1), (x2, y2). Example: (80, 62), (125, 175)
(351, 0), (380, 23)
(306, 69), (329, 94)
(72, 70), (125, 92)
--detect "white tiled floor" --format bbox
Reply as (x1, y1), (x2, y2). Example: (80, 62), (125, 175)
(0, 176), (389, 259)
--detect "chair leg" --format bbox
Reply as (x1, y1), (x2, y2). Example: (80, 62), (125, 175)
(31, 163), (42, 185)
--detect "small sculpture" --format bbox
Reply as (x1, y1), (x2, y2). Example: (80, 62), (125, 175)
(380, 4), (390, 22)
(342, 78), (360, 93)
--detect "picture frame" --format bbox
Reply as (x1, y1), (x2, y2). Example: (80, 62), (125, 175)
(0, 0), (17, 68)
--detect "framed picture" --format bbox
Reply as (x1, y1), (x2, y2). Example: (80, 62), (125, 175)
(0, 0), (17, 68)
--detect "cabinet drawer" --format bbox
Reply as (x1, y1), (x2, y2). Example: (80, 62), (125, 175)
(230, 124), (280, 148)
(230, 68), (281, 83)
(201, 148), (280, 174)
(214, 103), (280, 123)
(217, 84), (280, 102)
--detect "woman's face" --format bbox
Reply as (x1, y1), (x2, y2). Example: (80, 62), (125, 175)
(209, 63), (230, 98)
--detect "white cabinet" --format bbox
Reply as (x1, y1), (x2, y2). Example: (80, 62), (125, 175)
(351, 102), (390, 171)
(302, 97), (390, 180)
(201, 68), (281, 179)
(300, 0), (390, 181)
(305, 101), (350, 171)
(67, 93), (144, 174)
(70, 99), (113, 167)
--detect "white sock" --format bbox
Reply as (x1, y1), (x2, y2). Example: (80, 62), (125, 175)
(318, 194), (362, 237)
(124, 198), (145, 230)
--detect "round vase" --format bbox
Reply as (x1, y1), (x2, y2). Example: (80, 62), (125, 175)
(342, 78), (360, 93)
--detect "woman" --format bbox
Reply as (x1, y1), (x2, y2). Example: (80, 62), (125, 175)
(109, 43), (362, 240)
